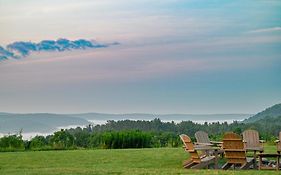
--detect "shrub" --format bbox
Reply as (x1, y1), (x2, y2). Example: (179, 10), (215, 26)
(0, 134), (24, 151)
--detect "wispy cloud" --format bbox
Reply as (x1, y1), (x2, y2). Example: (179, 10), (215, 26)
(0, 46), (14, 61)
(248, 27), (281, 33)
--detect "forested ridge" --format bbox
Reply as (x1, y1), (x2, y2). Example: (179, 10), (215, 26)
(1, 115), (281, 152)
(244, 103), (281, 122)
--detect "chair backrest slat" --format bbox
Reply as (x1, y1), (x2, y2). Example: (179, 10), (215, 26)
(195, 131), (210, 144)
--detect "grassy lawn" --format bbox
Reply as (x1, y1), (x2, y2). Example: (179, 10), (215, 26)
(0, 146), (280, 175)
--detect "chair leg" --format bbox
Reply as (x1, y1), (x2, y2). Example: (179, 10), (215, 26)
(241, 159), (254, 170)
(240, 162), (251, 170)
(222, 163), (232, 170)
(191, 159), (215, 169)
(277, 155), (280, 171)
(191, 162), (208, 169)
(253, 151), (257, 169)
(183, 159), (194, 169)
(183, 159), (193, 166)
(184, 162), (197, 169)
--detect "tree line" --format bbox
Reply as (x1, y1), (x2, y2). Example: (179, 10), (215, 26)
(0, 129), (180, 151)
(1, 116), (280, 151)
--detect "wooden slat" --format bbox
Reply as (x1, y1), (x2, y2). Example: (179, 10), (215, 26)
(210, 141), (223, 144)
(195, 142), (213, 146)
(225, 156), (248, 159)
(223, 138), (243, 141)
(228, 159), (246, 164)
(224, 149), (245, 152)
(257, 153), (281, 157)
(246, 147), (263, 151)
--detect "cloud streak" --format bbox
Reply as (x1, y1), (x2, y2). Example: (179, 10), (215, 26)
(248, 27), (281, 33)
(0, 46), (15, 61)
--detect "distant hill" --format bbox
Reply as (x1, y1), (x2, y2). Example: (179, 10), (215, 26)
(69, 113), (252, 122)
(244, 103), (281, 123)
(0, 113), (90, 133)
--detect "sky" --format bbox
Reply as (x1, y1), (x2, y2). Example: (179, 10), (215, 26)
(0, 0), (280, 114)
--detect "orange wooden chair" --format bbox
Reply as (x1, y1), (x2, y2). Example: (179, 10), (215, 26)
(179, 134), (215, 169)
(222, 132), (254, 170)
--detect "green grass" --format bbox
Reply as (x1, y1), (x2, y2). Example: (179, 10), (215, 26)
(0, 146), (280, 175)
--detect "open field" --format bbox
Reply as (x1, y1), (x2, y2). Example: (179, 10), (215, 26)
(0, 146), (280, 175)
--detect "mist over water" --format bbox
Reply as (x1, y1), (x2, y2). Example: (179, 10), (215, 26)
(0, 115), (247, 140)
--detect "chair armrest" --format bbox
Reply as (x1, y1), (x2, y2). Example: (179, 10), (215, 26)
(275, 140), (280, 143)
(210, 141), (223, 144)
(224, 149), (245, 152)
(195, 146), (220, 151)
(195, 142), (214, 146)
(259, 140), (265, 143)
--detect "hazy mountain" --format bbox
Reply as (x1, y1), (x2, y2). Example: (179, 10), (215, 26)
(244, 103), (281, 123)
(0, 113), (90, 133)
(69, 113), (252, 122)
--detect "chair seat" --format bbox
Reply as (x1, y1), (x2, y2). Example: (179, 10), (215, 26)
(246, 147), (264, 151)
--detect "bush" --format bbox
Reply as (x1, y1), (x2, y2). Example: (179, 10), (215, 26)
(28, 135), (53, 151)
(49, 129), (74, 149)
(0, 134), (25, 151)
(100, 130), (152, 149)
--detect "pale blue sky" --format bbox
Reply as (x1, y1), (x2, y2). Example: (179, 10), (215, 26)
(0, 0), (280, 114)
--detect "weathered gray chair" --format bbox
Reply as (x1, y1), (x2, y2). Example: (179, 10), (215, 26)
(275, 132), (281, 154)
(242, 129), (264, 169)
(195, 131), (224, 156)
(242, 129), (264, 152)
(179, 134), (215, 169)
(195, 131), (223, 146)
(222, 132), (254, 170)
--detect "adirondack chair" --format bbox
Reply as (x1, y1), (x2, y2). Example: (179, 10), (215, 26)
(195, 131), (224, 156)
(242, 129), (264, 152)
(179, 134), (215, 169)
(242, 129), (264, 169)
(222, 132), (254, 170)
(275, 132), (281, 154)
